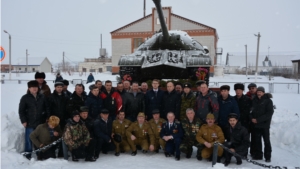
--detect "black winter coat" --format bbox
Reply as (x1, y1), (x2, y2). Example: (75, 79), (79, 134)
(81, 116), (95, 138)
(63, 90), (72, 98)
(124, 92), (145, 118)
(224, 122), (250, 156)
(66, 92), (87, 118)
(145, 89), (164, 118)
(118, 89), (127, 110)
(234, 95), (252, 129)
(161, 90), (181, 120)
(94, 117), (113, 143)
(47, 91), (68, 127)
(250, 93), (274, 129)
(19, 92), (50, 128)
(85, 92), (103, 120)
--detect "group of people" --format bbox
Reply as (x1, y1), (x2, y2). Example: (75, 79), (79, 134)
(19, 72), (274, 166)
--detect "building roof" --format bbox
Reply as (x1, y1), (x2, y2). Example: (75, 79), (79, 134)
(226, 53), (295, 67)
(291, 54), (300, 61)
(12, 57), (50, 66)
(111, 7), (216, 34)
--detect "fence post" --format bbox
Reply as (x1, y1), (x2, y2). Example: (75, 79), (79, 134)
(1, 80), (4, 84)
(18, 80), (21, 84)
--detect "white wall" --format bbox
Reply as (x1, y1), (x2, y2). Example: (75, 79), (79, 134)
(171, 15), (207, 30)
(39, 59), (52, 72)
(118, 17), (152, 32)
(112, 38), (132, 67)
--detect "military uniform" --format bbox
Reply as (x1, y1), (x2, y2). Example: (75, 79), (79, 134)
(180, 117), (204, 157)
(126, 121), (155, 151)
(112, 119), (132, 153)
(196, 123), (225, 159)
(149, 118), (166, 151)
(160, 121), (183, 158)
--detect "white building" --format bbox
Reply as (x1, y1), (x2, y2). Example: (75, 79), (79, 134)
(225, 53), (295, 74)
(12, 57), (52, 73)
(78, 58), (112, 73)
(110, 6), (219, 74)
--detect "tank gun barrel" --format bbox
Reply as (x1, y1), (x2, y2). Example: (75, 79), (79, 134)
(153, 0), (169, 41)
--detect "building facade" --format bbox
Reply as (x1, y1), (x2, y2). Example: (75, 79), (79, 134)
(0, 64), (13, 72)
(78, 58), (112, 73)
(110, 7), (218, 74)
(12, 57), (52, 73)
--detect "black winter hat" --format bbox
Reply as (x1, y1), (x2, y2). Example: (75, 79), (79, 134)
(220, 85), (230, 91)
(27, 80), (39, 88)
(54, 82), (64, 87)
(152, 109), (160, 114)
(72, 111), (80, 118)
(228, 113), (239, 119)
(101, 109), (110, 114)
(195, 80), (206, 86)
(183, 82), (192, 89)
(35, 72), (46, 79)
(234, 83), (244, 90)
(248, 83), (257, 89)
(113, 133), (122, 143)
(257, 86), (265, 93)
(175, 82), (183, 88)
(61, 80), (69, 86)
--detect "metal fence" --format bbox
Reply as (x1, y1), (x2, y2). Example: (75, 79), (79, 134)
(1, 79), (300, 94)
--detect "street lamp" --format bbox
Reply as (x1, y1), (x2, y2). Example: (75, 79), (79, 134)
(254, 32), (261, 82)
(3, 30), (12, 80)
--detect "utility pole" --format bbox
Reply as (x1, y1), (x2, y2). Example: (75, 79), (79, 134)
(245, 45), (248, 77)
(63, 51), (65, 72)
(254, 32), (261, 82)
(26, 49), (29, 73)
(144, 0), (146, 17)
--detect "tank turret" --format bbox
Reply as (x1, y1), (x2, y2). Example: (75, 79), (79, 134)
(118, 0), (212, 84)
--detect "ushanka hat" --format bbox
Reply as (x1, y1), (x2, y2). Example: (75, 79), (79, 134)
(35, 72), (46, 79)
(27, 80), (39, 88)
(234, 83), (244, 90)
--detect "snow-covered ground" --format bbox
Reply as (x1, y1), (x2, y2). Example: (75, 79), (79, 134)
(1, 72), (300, 169)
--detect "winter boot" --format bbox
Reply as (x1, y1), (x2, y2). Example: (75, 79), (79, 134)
(72, 155), (79, 162)
(131, 151), (137, 156)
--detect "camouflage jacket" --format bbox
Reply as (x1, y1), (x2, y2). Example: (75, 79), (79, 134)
(148, 118), (166, 139)
(180, 92), (196, 121)
(181, 117), (203, 141)
(63, 119), (90, 150)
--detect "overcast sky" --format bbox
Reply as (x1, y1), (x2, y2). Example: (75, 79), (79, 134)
(1, 0), (300, 65)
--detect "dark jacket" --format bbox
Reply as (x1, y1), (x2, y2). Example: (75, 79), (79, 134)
(161, 90), (181, 120)
(87, 75), (95, 83)
(250, 93), (274, 128)
(234, 95), (252, 129)
(81, 116), (95, 138)
(160, 121), (183, 140)
(48, 91), (68, 127)
(100, 88), (122, 117)
(55, 76), (63, 83)
(224, 122), (250, 156)
(19, 92), (50, 128)
(93, 117), (113, 143)
(194, 90), (219, 122)
(85, 92), (103, 120)
(218, 95), (240, 128)
(62, 90), (72, 99)
(145, 89), (164, 118)
(124, 91), (145, 118)
(117, 89), (127, 110)
(66, 92), (87, 118)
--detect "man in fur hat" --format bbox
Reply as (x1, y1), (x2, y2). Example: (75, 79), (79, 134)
(250, 86), (274, 163)
(19, 80), (50, 160)
(34, 72), (51, 97)
(233, 83), (251, 129)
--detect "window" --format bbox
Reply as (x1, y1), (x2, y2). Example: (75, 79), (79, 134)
(82, 68), (87, 72)
(133, 38), (144, 51)
(19, 68), (21, 70)
(156, 17), (167, 25)
(32, 68), (35, 71)
(98, 68), (103, 73)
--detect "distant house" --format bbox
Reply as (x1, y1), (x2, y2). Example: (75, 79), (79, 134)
(291, 55), (300, 75)
(0, 64), (13, 72)
(78, 57), (112, 73)
(12, 57), (52, 73)
(225, 53), (295, 74)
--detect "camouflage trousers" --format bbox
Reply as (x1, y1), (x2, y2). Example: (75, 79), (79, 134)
(179, 139), (204, 156)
